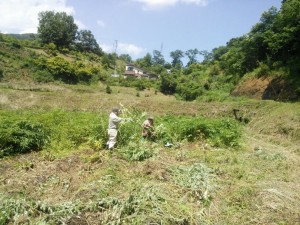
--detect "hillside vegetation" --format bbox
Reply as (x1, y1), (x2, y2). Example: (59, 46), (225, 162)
(1, 0), (300, 224)
(1, 0), (300, 102)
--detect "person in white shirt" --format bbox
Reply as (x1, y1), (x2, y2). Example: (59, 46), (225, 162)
(106, 108), (123, 149)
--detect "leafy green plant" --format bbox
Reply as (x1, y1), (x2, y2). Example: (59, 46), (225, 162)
(159, 116), (241, 147)
(106, 85), (112, 94)
(0, 120), (50, 157)
(118, 141), (153, 161)
(46, 56), (77, 83)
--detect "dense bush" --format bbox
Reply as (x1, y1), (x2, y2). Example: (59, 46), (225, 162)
(157, 116), (241, 147)
(0, 120), (50, 157)
(46, 56), (77, 83)
(27, 56), (104, 84)
(176, 81), (204, 101)
(118, 141), (153, 161)
(0, 68), (3, 80)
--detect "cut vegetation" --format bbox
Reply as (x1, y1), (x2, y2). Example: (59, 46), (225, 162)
(0, 84), (299, 225)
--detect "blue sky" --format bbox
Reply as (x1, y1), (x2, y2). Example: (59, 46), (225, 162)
(0, 0), (282, 63)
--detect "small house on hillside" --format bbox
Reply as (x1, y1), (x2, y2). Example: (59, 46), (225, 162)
(124, 64), (157, 80)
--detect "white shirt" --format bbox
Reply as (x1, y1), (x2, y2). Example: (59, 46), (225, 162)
(108, 112), (122, 129)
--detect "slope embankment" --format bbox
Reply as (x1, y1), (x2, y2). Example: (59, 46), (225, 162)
(231, 76), (300, 101)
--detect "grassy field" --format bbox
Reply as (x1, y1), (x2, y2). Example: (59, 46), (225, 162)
(0, 82), (300, 225)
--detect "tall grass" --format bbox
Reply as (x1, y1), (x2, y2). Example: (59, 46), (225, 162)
(157, 115), (241, 147)
(0, 108), (242, 158)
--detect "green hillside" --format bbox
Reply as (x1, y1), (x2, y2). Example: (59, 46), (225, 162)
(2, 0), (300, 102)
(1, 0), (300, 101)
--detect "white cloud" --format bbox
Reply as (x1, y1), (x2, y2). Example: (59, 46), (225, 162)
(0, 0), (76, 34)
(132, 0), (177, 10)
(99, 42), (145, 58)
(75, 20), (88, 30)
(99, 43), (113, 53)
(131, 0), (208, 10)
(97, 20), (106, 28)
(182, 0), (207, 6)
(118, 42), (145, 57)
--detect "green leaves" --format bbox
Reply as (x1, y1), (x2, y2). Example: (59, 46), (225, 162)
(118, 141), (153, 161)
(76, 30), (103, 55)
(0, 108), (241, 159)
(0, 120), (50, 157)
(44, 56), (100, 84)
(159, 116), (241, 147)
(38, 11), (78, 49)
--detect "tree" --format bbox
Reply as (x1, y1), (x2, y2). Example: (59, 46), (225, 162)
(185, 49), (199, 66)
(200, 50), (213, 64)
(170, 50), (184, 69)
(264, 0), (300, 63)
(152, 50), (165, 66)
(119, 54), (132, 63)
(76, 29), (102, 55)
(38, 11), (78, 49)
(101, 53), (115, 69)
(160, 73), (177, 95)
(243, 7), (278, 68)
(250, 7), (278, 34)
(135, 53), (152, 68)
(219, 37), (247, 76)
(211, 46), (228, 62)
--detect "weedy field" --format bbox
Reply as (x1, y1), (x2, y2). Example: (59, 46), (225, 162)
(0, 82), (299, 225)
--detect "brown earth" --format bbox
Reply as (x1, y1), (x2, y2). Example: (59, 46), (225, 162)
(231, 76), (300, 101)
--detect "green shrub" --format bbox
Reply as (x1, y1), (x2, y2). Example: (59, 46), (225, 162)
(32, 70), (54, 83)
(196, 90), (230, 102)
(134, 79), (147, 91)
(0, 120), (50, 157)
(159, 116), (241, 147)
(106, 85), (112, 94)
(11, 41), (22, 49)
(0, 68), (3, 80)
(253, 62), (270, 77)
(46, 56), (77, 83)
(39, 110), (106, 152)
(176, 82), (204, 101)
(118, 141), (153, 161)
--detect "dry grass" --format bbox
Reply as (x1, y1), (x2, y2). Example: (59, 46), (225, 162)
(0, 82), (205, 115)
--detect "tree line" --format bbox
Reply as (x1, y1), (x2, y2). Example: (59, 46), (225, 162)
(30, 0), (300, 82)
(131, 0), (300, 100)
(1, 0), (299, 101)
(37, 11), (103, 55)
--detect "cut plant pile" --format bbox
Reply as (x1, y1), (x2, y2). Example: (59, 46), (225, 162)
(0, 84), (299, 225)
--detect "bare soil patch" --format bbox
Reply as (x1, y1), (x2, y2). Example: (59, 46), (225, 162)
(232, 76), (300, 101)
